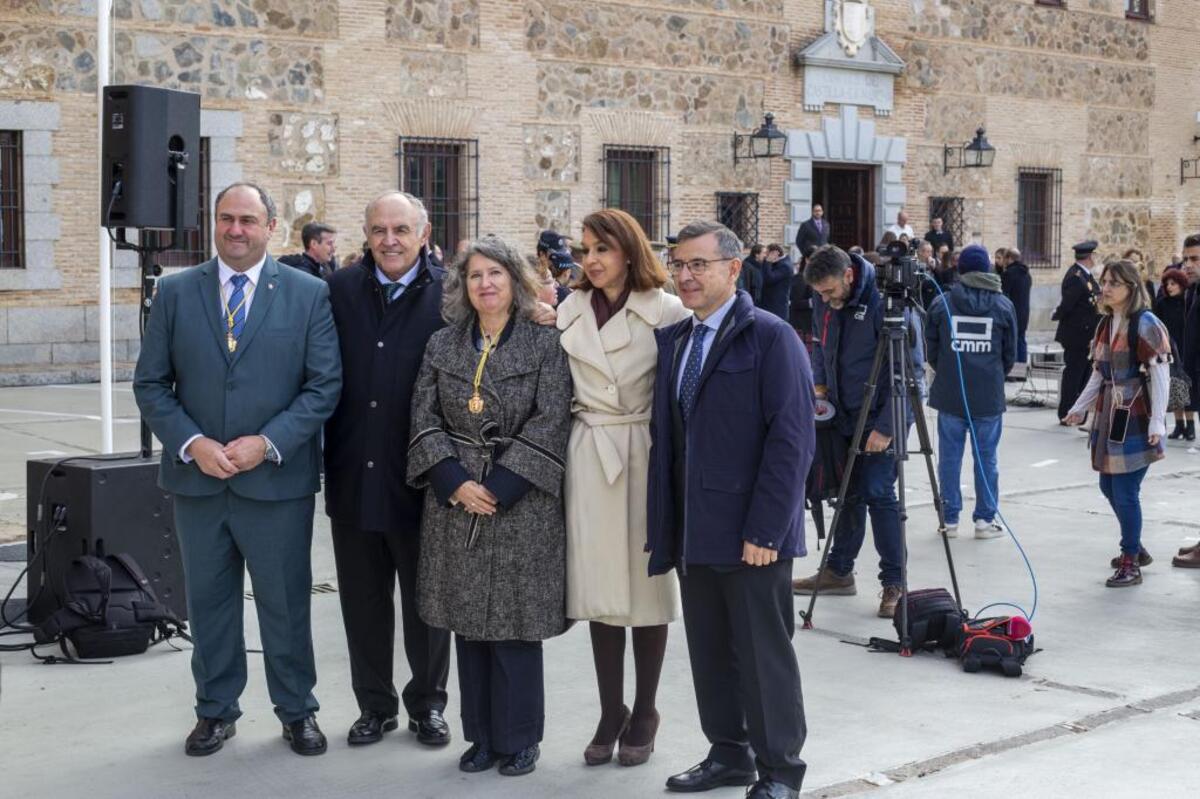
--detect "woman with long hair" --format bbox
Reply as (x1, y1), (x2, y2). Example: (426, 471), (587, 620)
(1064, 259), (1172, 586)
(1154, 268), (1192, 440)
(557, 208), (690, 767)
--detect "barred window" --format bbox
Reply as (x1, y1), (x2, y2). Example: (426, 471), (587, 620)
(602, 146), (670, 241)
(928, 196), (964, 250)
(142, 137), (212, 267)
(1016, 168), (1063, 269)
(0, 131), (23, 269)
(398, 137), (479, 256)
(1125, 0), (1151, 20)
(716, 192), (759, 247)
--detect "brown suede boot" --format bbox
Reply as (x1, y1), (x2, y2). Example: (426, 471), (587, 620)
(1177, 540), (1200, 557)
(792, 569), (856, 595)
(877, 585), (903, 618)
(1172, 547), (1200, 568)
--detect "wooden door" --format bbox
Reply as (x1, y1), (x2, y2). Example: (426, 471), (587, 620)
(813, 165), (874, 251)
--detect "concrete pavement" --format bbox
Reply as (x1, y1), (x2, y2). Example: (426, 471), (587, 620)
(0, 382), (1197, 798)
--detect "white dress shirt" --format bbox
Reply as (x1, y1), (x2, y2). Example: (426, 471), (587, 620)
(676, 292), (738, 398)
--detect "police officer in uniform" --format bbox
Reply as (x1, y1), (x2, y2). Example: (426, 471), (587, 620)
(1054, 240), (1101, 424)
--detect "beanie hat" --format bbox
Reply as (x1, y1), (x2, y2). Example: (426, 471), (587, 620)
(958, 244), (991, 275)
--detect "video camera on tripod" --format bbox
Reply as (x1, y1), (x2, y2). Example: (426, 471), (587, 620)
(875, 239), (929, 306)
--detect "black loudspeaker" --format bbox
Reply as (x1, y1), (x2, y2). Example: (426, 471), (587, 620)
(101, 85), (201, 230)
(26, 455), (187, 624)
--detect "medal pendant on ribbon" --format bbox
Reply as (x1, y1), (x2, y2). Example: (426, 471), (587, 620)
(468, 393), (484, 414)
(226, 332), (237, 353)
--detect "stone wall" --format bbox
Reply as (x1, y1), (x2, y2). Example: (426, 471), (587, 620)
(1086, 108), (1149, 156)
(905, 43), (1155, 108)
(22, 0), (339, 35)
(269, 112), (339, 176)
(281, 183), (326, 251)
(677, 132), (769, 190)
(1086, 203), (1153, 250)
(537, 62), (762, 127)
(534, 190), (571, 233)
(907, 0), (1149, 62)
(923, 95), (986, 144)
(522, 124), (580, 183)
(0, 25), (98, 93)
(1079, 156), (1152, 200)
(386, 0), (479, 49)
(526, 0), (787, 75)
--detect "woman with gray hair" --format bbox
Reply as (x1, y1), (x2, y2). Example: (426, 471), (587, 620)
(407, 236), (573, 776)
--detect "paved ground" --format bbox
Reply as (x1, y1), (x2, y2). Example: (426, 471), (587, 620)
(0, 381), (1197, 798)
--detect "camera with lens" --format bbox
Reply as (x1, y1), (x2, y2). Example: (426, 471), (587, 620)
(875, 239), (927, 302)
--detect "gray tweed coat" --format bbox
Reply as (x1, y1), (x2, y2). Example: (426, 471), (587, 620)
(407, 318), (572, 641)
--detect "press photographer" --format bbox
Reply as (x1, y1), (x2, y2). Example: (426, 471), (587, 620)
(792, 244), (925, 618)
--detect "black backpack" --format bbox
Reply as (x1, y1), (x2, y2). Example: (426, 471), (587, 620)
(35, 552), (189, 661)
(868, 587), (966, 655)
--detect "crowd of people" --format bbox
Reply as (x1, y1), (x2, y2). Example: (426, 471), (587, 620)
(130, 183), (1199, 798)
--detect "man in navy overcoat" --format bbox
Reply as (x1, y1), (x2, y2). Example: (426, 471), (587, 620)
(647, 220), (815, 799)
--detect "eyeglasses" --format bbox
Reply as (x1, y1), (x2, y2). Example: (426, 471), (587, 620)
(667, 257), (733, 276)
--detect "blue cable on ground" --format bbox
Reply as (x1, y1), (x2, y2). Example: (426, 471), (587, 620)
(923, 274), (1039, 622)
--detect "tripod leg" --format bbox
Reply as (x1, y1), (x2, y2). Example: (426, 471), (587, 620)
(800, 334), (890, 630)
(908, 382), (965, 615)
(887, 338), (913, 657)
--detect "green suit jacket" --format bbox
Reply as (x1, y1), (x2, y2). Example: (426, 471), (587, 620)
(134, 256), (342, 500)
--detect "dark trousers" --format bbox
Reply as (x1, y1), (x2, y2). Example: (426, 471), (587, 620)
(330, 520), (450, 718)
(1099, 467), (1149, 556)
(456, 636), (544, 755)
(174, 491), (319, 724)
(679, 561), (807, 790)
(1059, 345), (1091, 419)
(828, 449), (904, 586)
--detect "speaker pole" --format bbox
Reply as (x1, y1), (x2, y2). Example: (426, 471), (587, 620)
(97, 0), (114, 454)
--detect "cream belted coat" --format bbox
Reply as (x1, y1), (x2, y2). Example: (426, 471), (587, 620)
(557, 287), (690, 626)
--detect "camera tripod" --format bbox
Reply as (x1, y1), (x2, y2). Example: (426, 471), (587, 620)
(799, 292), (964, 656)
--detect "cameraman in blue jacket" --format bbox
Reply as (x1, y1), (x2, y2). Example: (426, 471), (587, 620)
(925, 244), (1017, 540)
(792, 244), (924, 619)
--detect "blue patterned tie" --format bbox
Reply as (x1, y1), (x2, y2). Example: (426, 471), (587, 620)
(386, 282), (404, 303)
(228, 274), (249, 340)
(679, 325), (709, 423)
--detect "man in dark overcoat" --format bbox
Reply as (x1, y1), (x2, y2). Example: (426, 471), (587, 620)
(1053, 240), (1101, 422)
(1001, 247), (1033, 370)
(647, 220), (815, 799)
(134, 183), (342, 757)
(323, 191), (453, 747)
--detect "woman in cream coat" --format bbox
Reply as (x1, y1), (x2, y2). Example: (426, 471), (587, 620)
(558, 209), (690, 768)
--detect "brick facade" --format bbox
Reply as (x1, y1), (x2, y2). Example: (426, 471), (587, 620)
(0, 0), (1197, 379)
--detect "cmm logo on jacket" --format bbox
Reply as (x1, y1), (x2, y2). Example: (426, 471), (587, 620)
(949, 315), (994, 353)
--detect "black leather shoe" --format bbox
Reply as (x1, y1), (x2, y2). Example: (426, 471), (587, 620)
(408, 709), (451, 746)
(347, 711), (399, 746)
(746, 778), (800, 799)
(498, 744), (540, 776)
(666, 759), (757, 792)
(459, 743), (501, 773)
(282, 715), (328, 756)
(185, 718), (235, 756)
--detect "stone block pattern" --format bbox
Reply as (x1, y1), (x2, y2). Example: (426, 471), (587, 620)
(905, 43), (1154, 109)
(269, 112), (339, 176)
(0, 25), (98, 93)
(677, 132), (768, 189)
(523, 125), (580, 183)
(525, 0), (787, 75)
(658, 0), (783, 16)
(534, 190), (570, 233)
(113, 32), (324, 103)
(1087, 203), (1152, 250)
(1079, 156), (1152, 200)
(386, 0), (480, 49)
(537, 62), (762, 128)
(923, 95), (986, 144)
(22, 0), (339, 36)
(907, 0), (1148, 62)
(1086, 108), (1149, 156)
(281, 184), (327, 251)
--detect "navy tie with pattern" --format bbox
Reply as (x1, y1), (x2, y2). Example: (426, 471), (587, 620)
(228, 274), (249, 339)
(387, 282), (404, 303)
(679, 325), (709, 423)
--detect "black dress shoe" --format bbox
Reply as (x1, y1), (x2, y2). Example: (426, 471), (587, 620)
(459, 743), (501, 773)
(746, 778), (800, 799)
(347, 711), (399, 746)
(282, 715), (328, 756)
(185, 718), (235, 757)
(408, 709), (451, 746)
(498, 744), (540, 776)
(666, 759), (757, 792)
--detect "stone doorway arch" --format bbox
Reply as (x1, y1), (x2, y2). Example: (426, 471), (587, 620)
(785, 105), (908, 255)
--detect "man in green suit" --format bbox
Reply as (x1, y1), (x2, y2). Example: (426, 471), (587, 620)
(134, 183), (342, 757)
